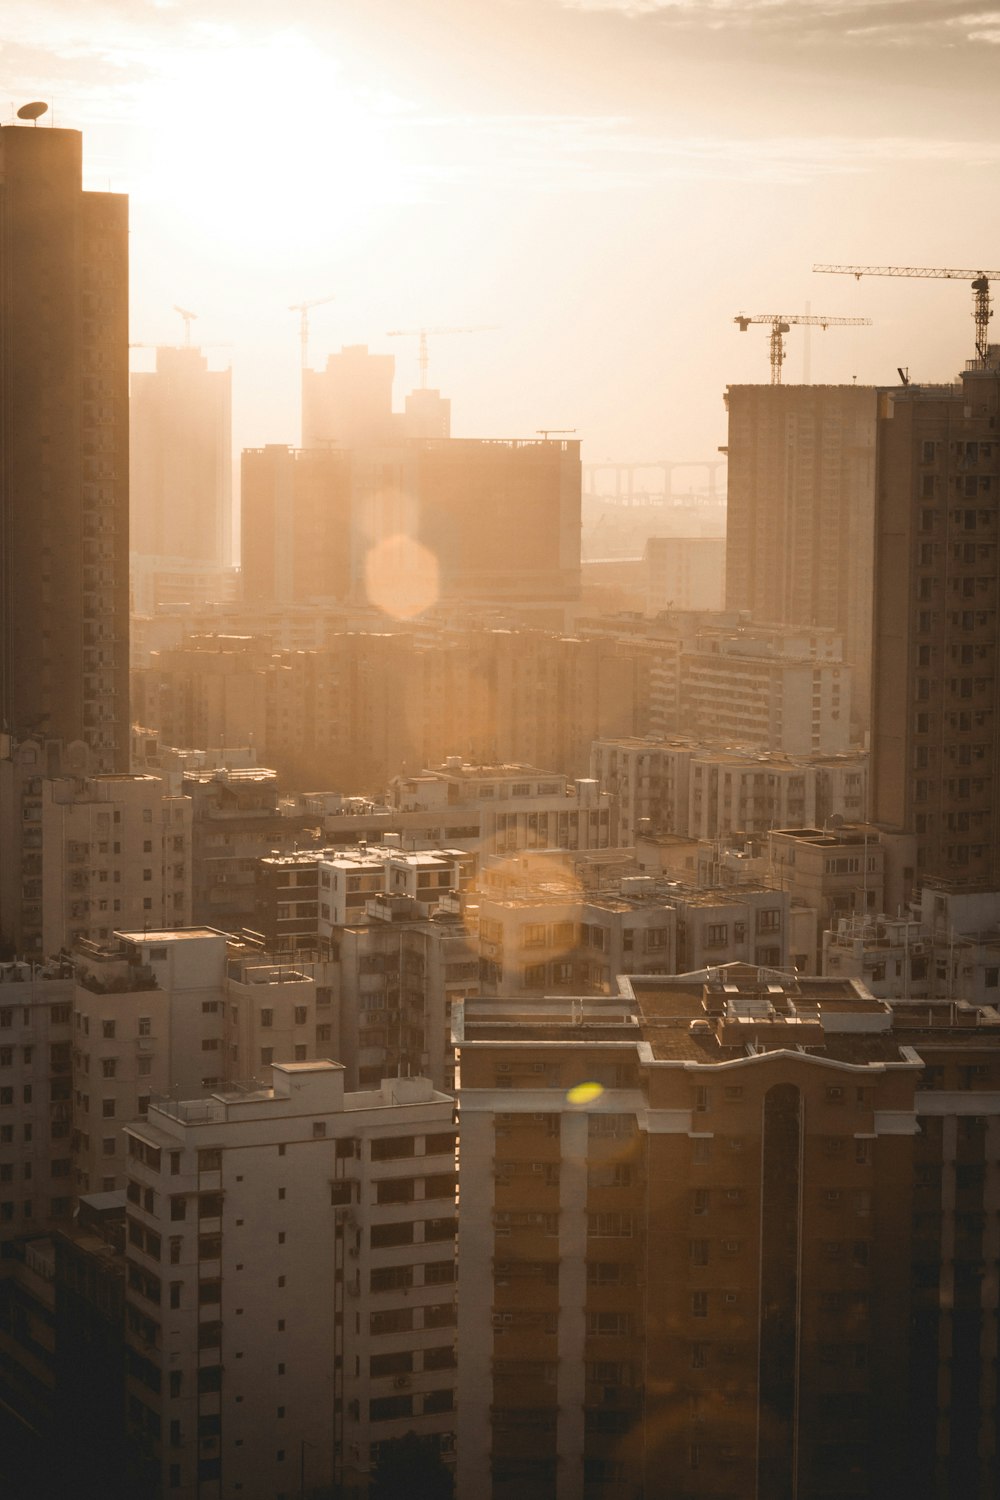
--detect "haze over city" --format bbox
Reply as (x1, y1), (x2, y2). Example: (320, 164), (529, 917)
(5, 4), (1000, 1499)
(7, 0), (1000, 460)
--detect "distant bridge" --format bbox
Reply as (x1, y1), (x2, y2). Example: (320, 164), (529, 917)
(583, 459), (727, 502)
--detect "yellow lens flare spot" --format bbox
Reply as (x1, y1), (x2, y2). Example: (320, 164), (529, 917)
(364, 533), (440, 620)
(566, 1081), (605, 1107)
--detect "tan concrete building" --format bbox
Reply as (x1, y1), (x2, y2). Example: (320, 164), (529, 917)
(123, 1065), (457, 1499)
(725, 383), (878, 733)
(455, 967), (1000, 1500)
(644, 535), (725, 613)
(130, 345), (232, 569)
(870, 358), (1000, 887)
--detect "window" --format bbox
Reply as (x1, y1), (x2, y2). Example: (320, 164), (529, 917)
(260, 1009), (273, 1029)
(101, 1059), (117, 1078)
(294, 1007), (307, 1026)
(138, 1017), (151, 1037)
(691, 1291), (708, 1318)
(102, 1020), (116, 1040)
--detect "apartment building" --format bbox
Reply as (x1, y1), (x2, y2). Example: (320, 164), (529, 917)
(70, 928), (337, 1194)
(71, 930), (229, 1194)
(725, 384), (878, 732)
(138, 635), (270, 755)
(390, 761), (619, 857)
(870, 358), (1000, 887)
(0, 120), (130, 771)
(476, 877), (789, 994)
(334, 904), (478, 1093)
(184, 767), (318, 933)
(0, 736), (193, 958)
(0, 960), (74, 1245)
(680, 637), (850, 754)
(123, 1064), (458, 1499)
(130, 344), (232, 570)
(644, 535), (725, 613)
(455, 966), (1000, 1500)
(591, 737), (867, 846)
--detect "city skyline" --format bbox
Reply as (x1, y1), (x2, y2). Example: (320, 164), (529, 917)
(5, 3), (1000, 465)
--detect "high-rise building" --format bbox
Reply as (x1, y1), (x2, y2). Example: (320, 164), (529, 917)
(302, 344), (398, 449)
(123, 1065), (457, 1499)
(130, 345), (232, 568)
(0, 121), (129, 770)
(240, 436), (581, 611)
(870, 357), (1000, 888)
(455, 968), (1000, 1500)
(240, 445), (353, 604)
(725, 385), (878, 733)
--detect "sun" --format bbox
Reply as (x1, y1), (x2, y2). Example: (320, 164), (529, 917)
(132, 32), (416, 260)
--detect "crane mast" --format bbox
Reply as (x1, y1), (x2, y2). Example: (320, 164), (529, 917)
(734, 312), (872, 384)
(814, 264), (1000, 363)
(385, 325), (496, 388)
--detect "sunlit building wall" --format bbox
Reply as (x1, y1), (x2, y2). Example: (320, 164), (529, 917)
(725, 384), (878, 735)
(130, 346), (232, 568)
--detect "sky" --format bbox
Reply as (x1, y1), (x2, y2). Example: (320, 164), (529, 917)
(5, 0), (1000, 474)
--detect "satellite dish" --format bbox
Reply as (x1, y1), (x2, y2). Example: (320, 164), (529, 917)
(17, 102), (48, 122)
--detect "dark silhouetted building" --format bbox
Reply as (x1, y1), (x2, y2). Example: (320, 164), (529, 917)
(0, 121), (129, 770)
(870, 356), (1000, 887)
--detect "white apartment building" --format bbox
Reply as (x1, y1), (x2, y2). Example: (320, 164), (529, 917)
(0, 960), (75, 1244)
(388, 761), (619, 858)
(223, 952), (326, 1087)
(680, 642), (850, 754)
(317, 846), (466, 937)
(591, 737), (868, 845)
(71, 929), (339, 1195)
(123, 1064), (458, 1499)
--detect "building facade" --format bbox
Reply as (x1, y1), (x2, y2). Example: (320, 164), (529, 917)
(123, 1065), (458, 1499)
(870, 359), (1000, 887)
(0, 122), (129, 770)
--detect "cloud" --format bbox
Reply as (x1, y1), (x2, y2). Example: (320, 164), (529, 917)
(558, 0), (1000, 45)
(412, 113), (1000, 191)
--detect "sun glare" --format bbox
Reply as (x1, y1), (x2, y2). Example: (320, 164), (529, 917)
(133, 33), (415, 257)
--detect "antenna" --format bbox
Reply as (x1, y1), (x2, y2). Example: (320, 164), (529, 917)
(17, 102), (48, 125)
(173, 306), (198, 347)
(537, 428), (577, 440)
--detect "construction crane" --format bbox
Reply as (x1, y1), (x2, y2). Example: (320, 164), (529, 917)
(537, 428), (577, 440)
(734, 312), (872, 384)
(385, 326), (496, 388)
(173, 305), (197, 346)
(289, 295), (335, 371)
(814, 264), (1000, 363)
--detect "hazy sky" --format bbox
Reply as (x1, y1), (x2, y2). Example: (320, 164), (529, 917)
(5, 1), (1000, 471)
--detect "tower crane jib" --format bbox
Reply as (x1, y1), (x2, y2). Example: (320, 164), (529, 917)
(813, 265), (1000, 364)
(734, 312), (872, 384)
